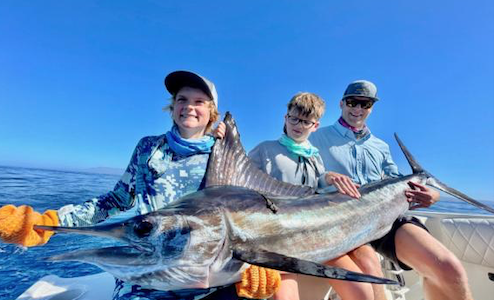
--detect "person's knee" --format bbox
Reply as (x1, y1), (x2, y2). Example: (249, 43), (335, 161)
(361, 256), (382, 276)
(351, 248), (383, 276)
(434, 254), (468, 285)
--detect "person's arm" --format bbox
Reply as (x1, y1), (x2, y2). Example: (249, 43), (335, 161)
(315, 155), (361, 198)
(382, 145), (439, 208)
(0, 138), (146, 246)
(323, 171), (361, 198)
(212, 122), (226, 139)
(406, 181), (440, 210)
(57, 138), (146, 227)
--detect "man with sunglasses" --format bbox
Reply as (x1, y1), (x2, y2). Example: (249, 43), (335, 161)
(309, 80), (472, 300)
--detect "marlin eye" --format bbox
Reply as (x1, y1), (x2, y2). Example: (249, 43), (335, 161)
(134, 221), (154, 237)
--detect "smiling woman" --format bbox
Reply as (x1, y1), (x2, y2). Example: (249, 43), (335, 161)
(164, 71), (220, 139)
(171, 87), (214, 138)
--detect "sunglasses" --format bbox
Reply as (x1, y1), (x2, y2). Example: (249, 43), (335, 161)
(345, 98), (374, 109)
(286, 115), (316, 128)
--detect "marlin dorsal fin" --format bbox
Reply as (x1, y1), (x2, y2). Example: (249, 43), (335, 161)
(394, 133), (424, 174)
(204, 112), (314, 197)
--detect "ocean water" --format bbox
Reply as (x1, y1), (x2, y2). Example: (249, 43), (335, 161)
(0, 165), (492, 299)
(0, 166), (123, 300)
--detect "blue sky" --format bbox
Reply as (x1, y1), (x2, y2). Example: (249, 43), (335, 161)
(1, 1), (493, 200)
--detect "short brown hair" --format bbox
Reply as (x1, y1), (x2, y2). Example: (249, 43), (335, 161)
(287, 92), (325, 120)
(164, 94), (220, 133)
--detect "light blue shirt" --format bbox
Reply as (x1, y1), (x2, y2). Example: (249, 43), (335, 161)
(309, 121), (400, 188)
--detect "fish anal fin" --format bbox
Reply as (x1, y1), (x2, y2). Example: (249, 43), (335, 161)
(232, 247), (398, 285)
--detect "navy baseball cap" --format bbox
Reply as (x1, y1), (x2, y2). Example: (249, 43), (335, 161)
(342, 80), (379, 101)
(164, 71), (218, 107)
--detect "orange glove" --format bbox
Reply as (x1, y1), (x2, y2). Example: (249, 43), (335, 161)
(0, 205), (59, 247)
(236, 265), (281, 299)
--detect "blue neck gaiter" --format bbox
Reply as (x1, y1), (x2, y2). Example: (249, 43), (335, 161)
(165, 125), (215, 156)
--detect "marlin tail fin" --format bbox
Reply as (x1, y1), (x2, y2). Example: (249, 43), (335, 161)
(395, 133), (494, 214)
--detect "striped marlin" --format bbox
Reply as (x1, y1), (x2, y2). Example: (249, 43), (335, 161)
(36, 112), (494, 292)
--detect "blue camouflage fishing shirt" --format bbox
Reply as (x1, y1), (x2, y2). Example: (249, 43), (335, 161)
(309, 121), (400, 189)
(57, 135), (209, 227)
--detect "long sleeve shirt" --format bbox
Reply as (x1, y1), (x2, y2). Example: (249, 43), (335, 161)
(309, 121), (400, 189)
(57, 135), (209, 227)
(248, 140), (327, 189)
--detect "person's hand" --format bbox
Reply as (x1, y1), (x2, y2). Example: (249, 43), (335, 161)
(325, 171), (361, 199)
(212, 122), (226, 139)
(405, 181), (440, 210)
(235, 265), (281, 299)
(0, 205), (59, 247)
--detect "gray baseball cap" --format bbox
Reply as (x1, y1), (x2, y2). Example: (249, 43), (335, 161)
(164, 70), (218, 107)
(342, 80), (379, 101)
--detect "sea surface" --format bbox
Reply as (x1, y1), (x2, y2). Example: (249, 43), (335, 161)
(0, 165), (493, 299)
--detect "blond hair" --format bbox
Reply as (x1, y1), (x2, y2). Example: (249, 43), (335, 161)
(163, 94), (220, 133)
(287, 92), (325, 120)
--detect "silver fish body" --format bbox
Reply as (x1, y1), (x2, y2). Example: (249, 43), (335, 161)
(44, 175), (419, 290)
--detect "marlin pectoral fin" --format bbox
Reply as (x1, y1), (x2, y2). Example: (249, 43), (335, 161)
(232, 248), (399, 285)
